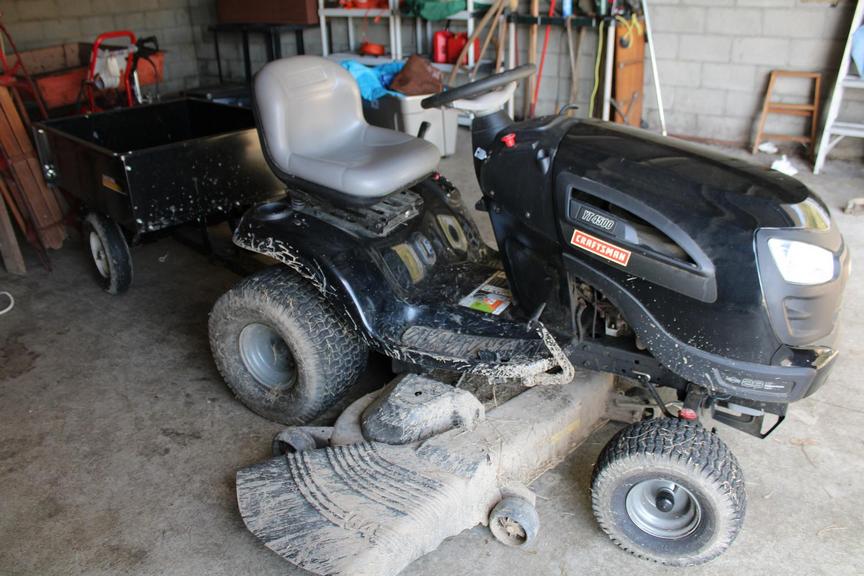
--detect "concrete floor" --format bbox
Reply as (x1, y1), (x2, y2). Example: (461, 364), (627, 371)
(1, 130), (863, 576)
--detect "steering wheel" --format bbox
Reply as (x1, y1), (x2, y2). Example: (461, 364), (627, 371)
(421, 64), (536, 110)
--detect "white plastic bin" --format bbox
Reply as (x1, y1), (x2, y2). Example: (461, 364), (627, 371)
(364, 94), (459, 157)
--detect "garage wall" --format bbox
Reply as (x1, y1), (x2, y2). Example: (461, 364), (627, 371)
(644, 0), (859, 152)
(2, 0), (858, 158)
(0, 0), (200, 93)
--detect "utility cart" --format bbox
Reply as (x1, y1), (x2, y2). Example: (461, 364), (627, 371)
(34, 98), (284, 293)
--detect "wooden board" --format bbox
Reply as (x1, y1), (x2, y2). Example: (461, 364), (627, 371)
(613, 19), (645, 127)
(0, 182), (26, 275)
(0, 86), (65, 249)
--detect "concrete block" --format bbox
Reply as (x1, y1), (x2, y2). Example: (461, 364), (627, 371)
(731, 37), (789, 66)
(656, 60), (701, 87)
(672, 87), (726, 115)
(642, 81), (675, 110)
(706, 8), (762, 36)
(145, 9), (176, 30)
(159, 26), (194, 46)
(787, 38), (843, 69)
(89, 0), (122, 13)
(16, 0), (56, 21)
(58, 0), (92, 18)
(678, 34), (732, 63)
(702, 63), (756, 92)
(696, 114), (752, 142)
(736, 0), (794, 6)
(0, 1), (19, 22)
(763, 9), (826, 38)
(658, 110), (698, 135)
(133, 0), (162, 9)
(724, 90), (763, 118)
(79, 15), (118, 39)
(115, 12), (147, 31)
(651, 6), (705, 33)
(650, 32), (678, 60)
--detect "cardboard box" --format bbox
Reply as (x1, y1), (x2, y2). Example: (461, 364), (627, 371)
(217, 0), (319, 25)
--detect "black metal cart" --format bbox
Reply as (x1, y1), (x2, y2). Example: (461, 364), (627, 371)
(34, 98), (284, 293)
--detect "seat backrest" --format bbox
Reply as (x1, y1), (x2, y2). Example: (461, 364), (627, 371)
(253, 56), (364, 171)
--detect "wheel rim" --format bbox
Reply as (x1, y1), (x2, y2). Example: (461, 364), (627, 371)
(89, 231), (110, 278)
(625, 479), (702, 539)
(239, 323), (297, 389)
(495, 516), (527, 546)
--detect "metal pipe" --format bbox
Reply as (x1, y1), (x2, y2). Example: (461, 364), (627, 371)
(642, 0), (667, 135)
(601, 19), (615, 121)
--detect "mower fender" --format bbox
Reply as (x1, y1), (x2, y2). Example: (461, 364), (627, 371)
(232, 209), (372, 339)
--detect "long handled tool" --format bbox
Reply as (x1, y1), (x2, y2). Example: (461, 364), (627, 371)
(642, 0), (666, 135)
(448, 0), (506, 85)
(523, 0), (539, 118)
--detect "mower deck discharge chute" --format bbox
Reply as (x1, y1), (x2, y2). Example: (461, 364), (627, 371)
(209, 56), (849, 572)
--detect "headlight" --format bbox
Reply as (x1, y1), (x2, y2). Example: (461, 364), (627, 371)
(767, 238), (835, 285)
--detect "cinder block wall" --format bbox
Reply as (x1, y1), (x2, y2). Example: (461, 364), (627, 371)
(2, 0), (858, 158)
(645, 0), (859, 155)
(0, 0), (201, 93)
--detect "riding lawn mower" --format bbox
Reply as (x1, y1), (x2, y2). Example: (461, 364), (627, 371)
(206, 57), (850, 574)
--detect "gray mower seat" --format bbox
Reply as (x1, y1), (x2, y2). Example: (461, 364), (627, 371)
(253, 56), (440, 205)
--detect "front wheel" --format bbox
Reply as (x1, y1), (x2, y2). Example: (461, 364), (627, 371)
(209, 267), (368, 425)
(591, 418), (746, 566)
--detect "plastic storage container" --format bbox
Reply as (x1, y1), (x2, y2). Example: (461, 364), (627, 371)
(364, 94), (459, 157)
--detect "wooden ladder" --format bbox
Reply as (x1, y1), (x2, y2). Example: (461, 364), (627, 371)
(814, 0), (864, 174)
(752, 70), (822, 155)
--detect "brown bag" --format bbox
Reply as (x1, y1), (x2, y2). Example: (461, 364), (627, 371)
(389, 54), (443, 96)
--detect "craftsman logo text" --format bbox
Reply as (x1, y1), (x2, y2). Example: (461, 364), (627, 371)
(570, 229), (631, 266)
(580, 208), (615, 231)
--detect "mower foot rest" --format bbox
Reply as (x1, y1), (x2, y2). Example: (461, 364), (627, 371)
(401, 325), (546, 361)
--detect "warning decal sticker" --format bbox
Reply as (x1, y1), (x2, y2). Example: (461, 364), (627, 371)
(570, 229), (631, 266)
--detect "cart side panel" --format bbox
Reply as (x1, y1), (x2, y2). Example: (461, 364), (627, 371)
(36, 128), (135, 232)
(125, 129), (284, 231)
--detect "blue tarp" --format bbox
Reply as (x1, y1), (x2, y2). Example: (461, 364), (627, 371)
(340, 60), (405, 101)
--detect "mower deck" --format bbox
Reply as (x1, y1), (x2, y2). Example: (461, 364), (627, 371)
(236, 370), (614, 576)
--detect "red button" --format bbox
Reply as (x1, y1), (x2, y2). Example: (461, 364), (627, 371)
(500, 133), (517, 148)
(678, 408), (698, 421)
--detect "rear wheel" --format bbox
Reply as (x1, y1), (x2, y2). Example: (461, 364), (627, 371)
(591, 418), (746, 566)
(83, 211), (132, 295)
(209, 267), (368, 425)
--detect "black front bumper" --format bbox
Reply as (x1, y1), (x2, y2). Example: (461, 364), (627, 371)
(564, 252), (842, 404)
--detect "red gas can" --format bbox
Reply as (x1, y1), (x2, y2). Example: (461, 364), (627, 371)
(432, 29), (453, 63)
(446, 32), (480, 65)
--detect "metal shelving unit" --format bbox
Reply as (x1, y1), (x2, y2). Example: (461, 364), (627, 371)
(318, 1), (403, 60)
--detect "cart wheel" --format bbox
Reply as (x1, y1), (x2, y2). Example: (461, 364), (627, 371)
(591, 418), (746, 566)
(209, 266), (368, 425)
(489, 496), (540, 548)
(83, 211), (132, 295)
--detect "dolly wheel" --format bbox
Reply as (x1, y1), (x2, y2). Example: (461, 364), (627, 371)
(209, 266), (368, 425)
(489, 496), (540, 547)
(591, 418), (746, 566)
(83, 211), (132, 295)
